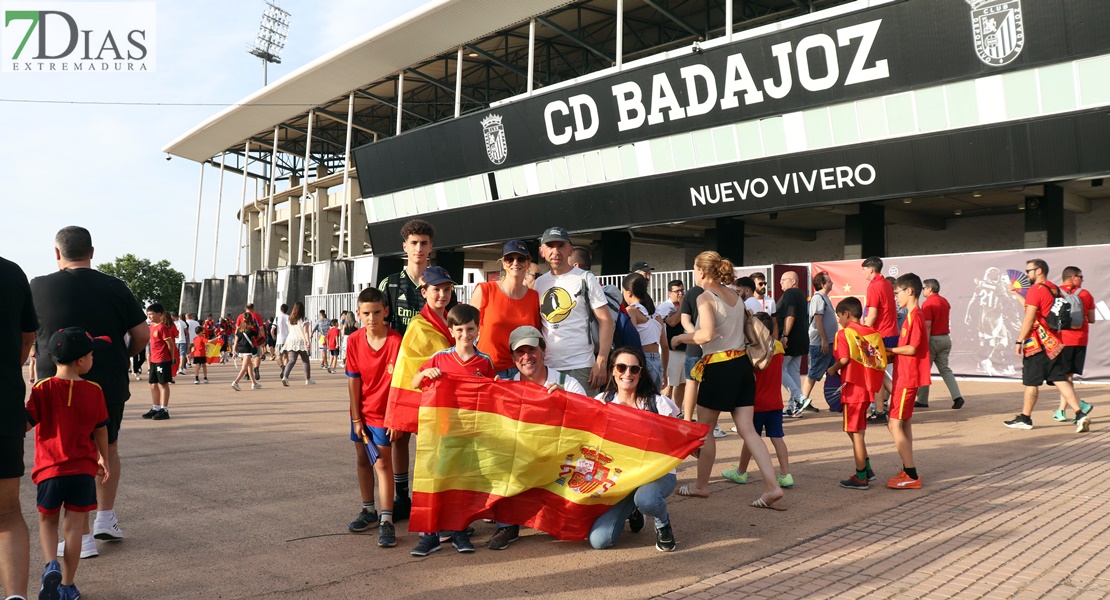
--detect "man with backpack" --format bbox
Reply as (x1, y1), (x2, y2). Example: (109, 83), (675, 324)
(1055, 266), (1097, 423)
(1004, 259), (1091, 432)
(534, 226), (614, 395)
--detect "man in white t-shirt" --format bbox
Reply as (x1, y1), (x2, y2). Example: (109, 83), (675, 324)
(534, 226), (614, 396)
(273, 303), (290, 369)
(487, 325), (587, 551)
(174, 314), (189, 375)
(744, 271), (779, 340)
(185, 313), (201, 343)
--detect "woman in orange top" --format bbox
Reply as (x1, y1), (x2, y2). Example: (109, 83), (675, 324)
(469, 240), (542, 377)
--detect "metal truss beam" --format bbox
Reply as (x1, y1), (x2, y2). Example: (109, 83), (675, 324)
(404, 68), (485, 105)
(642, 0), (702, 38)
(464, 44), (528, 78)
(536, 15), (614, 64)
(353, 89), (433, 123)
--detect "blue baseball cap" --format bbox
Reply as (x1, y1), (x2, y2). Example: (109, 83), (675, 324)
(502, 240), (530, 258)
(420, 266), (457, 287)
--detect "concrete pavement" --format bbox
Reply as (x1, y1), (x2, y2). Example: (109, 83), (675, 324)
(10, 360), (1107, 599)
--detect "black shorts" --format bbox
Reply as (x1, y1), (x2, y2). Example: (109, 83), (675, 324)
(697, 356), (756, 411)
(1059, 346), (1087, 375)
(1022, 351), (1069, 386)
(192, 356), (207, 365)
(0, 436), (24, 479)
(149, 361), (174, 384)
(106, 402), (124, 444)
(37, 474), (97, 514)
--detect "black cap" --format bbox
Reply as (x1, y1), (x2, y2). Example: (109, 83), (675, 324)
(48, 327), (110, 364)
(540, 226), (572, 245)
(631, 261), (654, 272)
(420, 266), (457, 287)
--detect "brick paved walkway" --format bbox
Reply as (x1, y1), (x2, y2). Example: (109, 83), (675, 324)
(660, 428), (1110, 600)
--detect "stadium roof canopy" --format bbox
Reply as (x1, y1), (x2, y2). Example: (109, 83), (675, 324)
(164, 0), (847, 177)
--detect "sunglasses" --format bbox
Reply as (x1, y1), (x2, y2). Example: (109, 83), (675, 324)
(614, 363), (642, 375)
(503, 255), (529, 264)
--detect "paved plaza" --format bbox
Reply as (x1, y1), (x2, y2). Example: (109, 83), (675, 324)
(15, 361), (1108, 599)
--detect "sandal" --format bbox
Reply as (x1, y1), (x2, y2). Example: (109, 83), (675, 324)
(750, 495), (786, 511)
(676, 484), (708, 498)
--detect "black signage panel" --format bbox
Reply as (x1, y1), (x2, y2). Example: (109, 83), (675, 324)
(366, 109), (1110, 254)
(355, 0), (1110, 198)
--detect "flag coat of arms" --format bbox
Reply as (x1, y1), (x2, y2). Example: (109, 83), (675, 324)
(836, 321), (887, 394)
(384, 305), (451, 433)
(410, 375), (709, 540)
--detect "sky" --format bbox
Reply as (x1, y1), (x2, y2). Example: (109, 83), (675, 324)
(1, 0), (433, 281)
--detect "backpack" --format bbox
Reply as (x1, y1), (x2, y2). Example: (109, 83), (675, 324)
(1059, 287), (1085, 330)
(743, 308), (775, 371)
(582, 276), (642, 356)
(1042, 284), (1072, 332)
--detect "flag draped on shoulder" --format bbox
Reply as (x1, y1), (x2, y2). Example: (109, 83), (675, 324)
(205, 339), (222, 364)
(840, 323), (887, 393)
(410, 375), (709, 541)
(384, 304), (451, 433)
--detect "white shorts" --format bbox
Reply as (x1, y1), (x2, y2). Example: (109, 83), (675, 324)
(238, 352), (255, 358)
(666, 354), (685, 387)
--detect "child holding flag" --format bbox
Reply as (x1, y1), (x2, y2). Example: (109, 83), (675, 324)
(345, 287), (403, 548)
(885, 274), (931, 490)
(191, 326), (209, 385)
(410, 303), (496, 556)
(828, 297), (887, 490)
(385, 266), (457, 524)
(722, 312), (793, 489)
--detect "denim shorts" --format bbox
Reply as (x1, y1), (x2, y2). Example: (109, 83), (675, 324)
(807, 345), (835, 380)
(684, 355), (700, 381)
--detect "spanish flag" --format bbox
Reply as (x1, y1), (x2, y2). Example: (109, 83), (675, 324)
(410, 375), (709, 540)
(838, 322), (887, 393)
(205, 339), (223, 364)
(384, 304), (451, 433)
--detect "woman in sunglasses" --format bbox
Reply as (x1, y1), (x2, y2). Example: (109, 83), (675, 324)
(588, 346), (681, 552)
(469, 240), (542, 378)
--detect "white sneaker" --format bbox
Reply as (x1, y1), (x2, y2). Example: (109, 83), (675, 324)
(730, 426), (738, 433)
(58, 534), (99, 558)
(281, 377), (289, 387)
(713, 425), (728, 438)
(251, 383), (262, 390)
(305, 380), (315, 385)
(231, 382), (241, 391)
(94, 516), (124, 541)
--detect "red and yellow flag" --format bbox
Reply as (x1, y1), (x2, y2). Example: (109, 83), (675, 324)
(205, 339), (223, 364)
(839, 322), (887, 394)
(384, 305), (451, 433)
(410, 375), (709, 540)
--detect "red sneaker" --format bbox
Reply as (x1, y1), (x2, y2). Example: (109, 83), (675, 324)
(886, 470), (922, 489)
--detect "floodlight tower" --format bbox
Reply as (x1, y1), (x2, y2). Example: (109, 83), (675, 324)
(247, 0), (291, 86)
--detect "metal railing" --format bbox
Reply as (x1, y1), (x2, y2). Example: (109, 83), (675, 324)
(305, 292), (358, 361)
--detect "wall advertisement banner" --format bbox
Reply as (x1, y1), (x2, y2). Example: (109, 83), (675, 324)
(812, 245), (1109, 383)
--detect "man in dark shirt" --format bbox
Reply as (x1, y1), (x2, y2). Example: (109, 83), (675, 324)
(30, 226), (149, 549)
(676, 284), (704, 423)
(777, 271), (811, 417)
(0, 256), (37, 599)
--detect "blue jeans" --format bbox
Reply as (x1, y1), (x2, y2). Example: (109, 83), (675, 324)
(588, 473), (676, 549)
(644, 351), (663, 392)
(781, 354), (804, 408)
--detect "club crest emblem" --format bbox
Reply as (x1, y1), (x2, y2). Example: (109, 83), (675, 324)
(481, 114), (508, 165)
(966, 0), (1025, 67)
(556, 445), (622, 497)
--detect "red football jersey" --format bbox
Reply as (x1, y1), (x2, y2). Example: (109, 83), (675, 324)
(149, 322), (176, 363)
(421, 348), (496, 379)
(1059, 284), (1095, 347)
(893, 307), (931, 389)
(865, 275), (898, 338)
(345, 328), (403, 427)
(753, 348), (785, 412)
(26, 378), (109, 484)
(920, 294), (951, 336)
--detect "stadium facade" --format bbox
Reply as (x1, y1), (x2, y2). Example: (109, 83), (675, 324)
(166, 0), (1110, 318)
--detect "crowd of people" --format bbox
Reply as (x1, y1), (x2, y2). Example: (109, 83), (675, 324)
(0, 222), (1100, 599)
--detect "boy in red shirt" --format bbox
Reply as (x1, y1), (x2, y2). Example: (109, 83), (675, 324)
(326, 319), (342, 373)
(410, 303), (495, 556)
(144, 303), (176, 421)
(722, 312), (793, 488)
(27, 328), (111, 600)
(345, 287), (403, 548)
(191, 326), (210, 385)
(886, 274), (931, 490)
(828, 297), (886, 490)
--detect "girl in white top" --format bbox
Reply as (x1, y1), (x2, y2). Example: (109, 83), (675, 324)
(588, 347), (679, 552)
(671, 251), (785, 510)
(280, 301), (315, 385)
(622, 273), (665, 391)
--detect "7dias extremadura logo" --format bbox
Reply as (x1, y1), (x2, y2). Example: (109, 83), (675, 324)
(2, 2), (155, 72)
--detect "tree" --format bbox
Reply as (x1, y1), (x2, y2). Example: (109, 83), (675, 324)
(98, 254), (185, 313)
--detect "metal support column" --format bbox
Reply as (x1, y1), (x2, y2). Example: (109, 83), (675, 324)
(264, 126), (279, 269)
(338, 92), (355, 259)
(236, 141), (250, 274)
(615, 1), (623, 68)
(527, 20), (536, 91)
(396, 73), (404, 135)
(210, 153), (226, 278)
(190, 162), (205, 281)
(299, 110), (314, 264)
(454, 47), (463, 117)
(725, 0), (733, 38)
